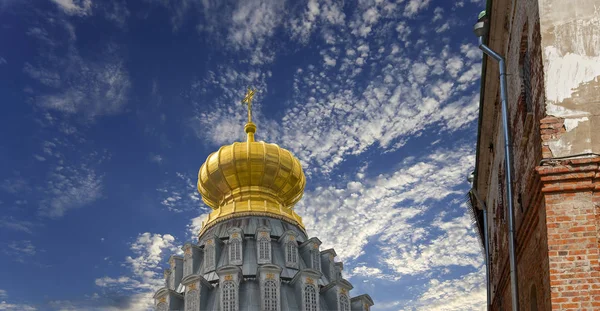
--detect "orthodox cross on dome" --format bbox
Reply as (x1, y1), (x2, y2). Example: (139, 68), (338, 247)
(241, 87), (256, 123)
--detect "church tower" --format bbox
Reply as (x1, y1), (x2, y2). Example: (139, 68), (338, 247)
(152, 89), (374, 311)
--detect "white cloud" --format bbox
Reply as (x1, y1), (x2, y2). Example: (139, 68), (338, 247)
(102, 0), (129, 28)
(0, 175), (29, 194)
(396, 21), (411, 41)
(148, 153), (163, 164)
(0, 56), (6, 65)
(415, 268), (486, 310)
(125, 232), (181, 282)
(189, 67), (271, 146)
(435, 21), (450, 33)
(228, 0), (285, 49)
(432, 7), (444, 22)
(89, 232), (182, 311)
(4, 240), (36, 258)
(0, 217), (35, 234)
(48, 292), (154, 311)
(349, 266), (401, 281)
(187, 0), (290, 65)
(24, 19), (130, 119)
(457, 63), (481, 85)
(323, 54), (337, 66)
(157, 172), (203, 213)
(446, 56), (464, 78)
(404, 0), (431, 17)
(0, 289), (6, 299)
(38, 164), (103, 218)
(0, 301), (37, 311)
(461, 43), (481, 60)
(289, 0), (346, 43)
(379, 212), (482, 276)
(51, 0), (92, 16)
(187, 213), (209, 241)
(297, 144), (476, 263)
(30, 56), (130, 118)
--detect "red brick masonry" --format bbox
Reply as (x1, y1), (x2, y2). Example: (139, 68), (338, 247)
(537, 157), (600, 310)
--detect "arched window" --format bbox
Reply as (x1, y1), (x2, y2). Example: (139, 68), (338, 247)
(156, 302), (167, 311)
(230, 240), (242, 262)
(286, 242), (297, 264)
(311, 251), (320, 271)
(222, 281), (238, 311)
(185, 289), (199, 311)
(303, 285), (318, 311)
(339, 294), (350, 311)
(204, 245), (215, 271)
(263, 280), (278, 311)
(259, 238), (271, 262)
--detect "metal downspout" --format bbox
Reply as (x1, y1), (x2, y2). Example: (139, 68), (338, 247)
(470, 188), (491, 311)
(478, 36), (520, 311)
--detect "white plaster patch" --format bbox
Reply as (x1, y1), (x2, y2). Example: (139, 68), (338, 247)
(545, 103), (589, 118)
(563, 117), (589, 132)
(547, 139), (573, 157)
(544, 46), (600, 103)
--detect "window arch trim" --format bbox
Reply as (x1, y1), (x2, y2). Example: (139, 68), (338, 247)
(262, 279), (279, 311)
(339, 294), (350, 311)
(222, 281), (238, 311)
(303, 284), (318, 311)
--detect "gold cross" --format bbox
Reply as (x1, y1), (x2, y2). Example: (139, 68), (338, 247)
(241, 87), (256, 123)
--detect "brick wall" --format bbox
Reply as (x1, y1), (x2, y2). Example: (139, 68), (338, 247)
(479, 0), (600, 309)
(484, 0), (550, 309)
(537, 159), (600, 310)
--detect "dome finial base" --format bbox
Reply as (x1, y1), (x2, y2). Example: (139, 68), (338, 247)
(245, 122), (257, 142)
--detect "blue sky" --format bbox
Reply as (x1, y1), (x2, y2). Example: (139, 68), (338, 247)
(0, 0), (486, 310)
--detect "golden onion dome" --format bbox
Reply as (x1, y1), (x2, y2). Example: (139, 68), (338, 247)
(197, 90), (306, 234)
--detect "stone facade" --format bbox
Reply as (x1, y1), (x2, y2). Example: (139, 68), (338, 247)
(472, 0), (600, 310)
(152, 216), (374, 311)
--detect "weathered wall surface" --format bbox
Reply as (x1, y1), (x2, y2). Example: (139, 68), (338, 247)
(538, 0), (600, 158)
(482, 0), (552, 309)
(479, 0), (600, 310)
(537, 159), (600, 310)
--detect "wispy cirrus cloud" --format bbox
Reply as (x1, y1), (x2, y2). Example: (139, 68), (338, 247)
(0, 217), (35, 234)
(156, 172), (203, 213)
(0, 301), (37, 311)
(24, 51), (130, 119)
(50, 0), (92, 16)
(298, 143), (477, 262)
(38, 163), (103, 218)
(51, 232), (182, 311)
(166, 1), (484, 309)
(191, 2), (480, 175)
(0, 174), (30, 194)
(24, 13), (130, 120)
(84, 232), (181, 311)
(18, 12), (122, 220)
(413, 268), (486, 310)
(3, 240), (37, 260)
(0, 290), (36, 311)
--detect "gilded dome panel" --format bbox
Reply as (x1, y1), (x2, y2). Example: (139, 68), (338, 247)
(196, 120), (305, 231)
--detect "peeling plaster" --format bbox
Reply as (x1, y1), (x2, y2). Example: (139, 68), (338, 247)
(563, 117), (589, 132)
(539, 0), (600, 158)
(544, 46), (600, 104)
(546, 102), (589, 118)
